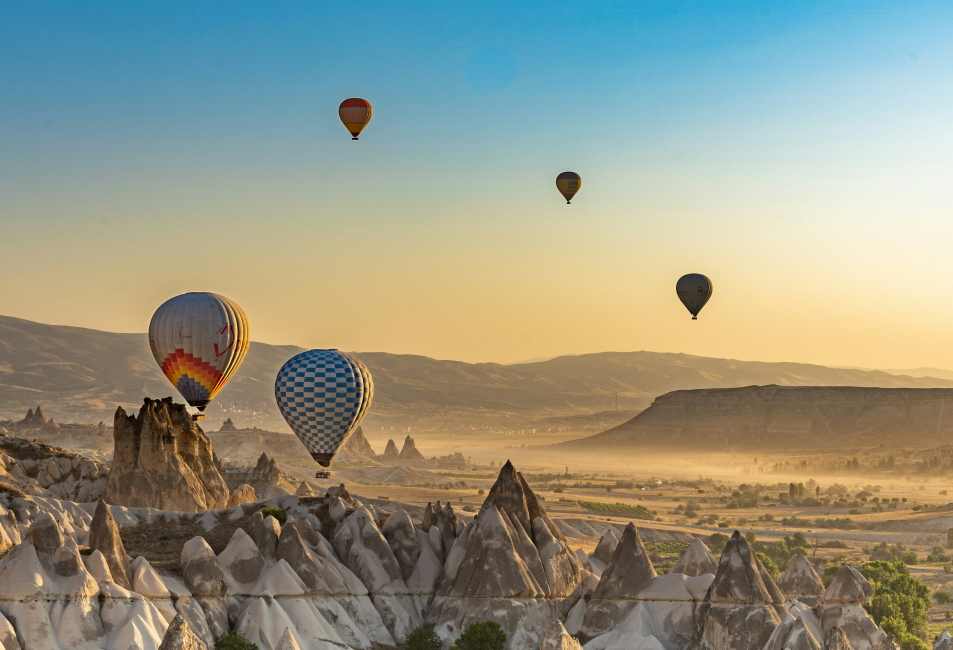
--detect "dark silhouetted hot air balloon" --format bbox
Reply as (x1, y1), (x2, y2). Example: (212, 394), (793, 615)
(339, 98), (373, 140)
(556, 171), (581, 204)
(676, 274), (713, 320)
(275, 349), (373, 467)
(149, 293), (250, 417)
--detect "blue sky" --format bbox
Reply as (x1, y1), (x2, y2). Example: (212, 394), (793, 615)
(1, 1), (952, 367)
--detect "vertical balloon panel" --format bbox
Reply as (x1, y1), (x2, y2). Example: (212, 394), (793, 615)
(275, 349), (373, 467)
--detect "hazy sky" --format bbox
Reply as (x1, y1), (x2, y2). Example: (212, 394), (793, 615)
(2, 2), (953, 368)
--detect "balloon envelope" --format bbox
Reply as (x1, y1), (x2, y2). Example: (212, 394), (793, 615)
(676, 274), (713, 319)
(275, 349), (373, 467)
(556, 171), (581, 204)
(149, 292), (250, 410)
(339, 98), (373, 140)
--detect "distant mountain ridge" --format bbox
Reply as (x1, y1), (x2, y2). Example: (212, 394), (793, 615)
(1, 314), (952, 432)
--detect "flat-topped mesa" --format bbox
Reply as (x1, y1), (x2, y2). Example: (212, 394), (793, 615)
(670, 537), (718, 577)
(692, 531), (785, 650)
(106, 397), (229, 512)
(778, 554), (824, 600)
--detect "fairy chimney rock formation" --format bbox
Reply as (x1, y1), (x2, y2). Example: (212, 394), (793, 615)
(399, 435), (426, 461)
(670, 537), (718, 577)
(158, 614), (205, 650)
(779, 554), (825, 598)
(382, 439), (400, 460)
(219, 418), (237, 432)
(106, 397), (229, 512)
(692, 531), (784, 650)
(88, 499), (132, 589)
(344, 426), (377, 458)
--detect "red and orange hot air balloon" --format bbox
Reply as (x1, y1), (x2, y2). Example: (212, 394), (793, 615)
(339, 98), (373, 140)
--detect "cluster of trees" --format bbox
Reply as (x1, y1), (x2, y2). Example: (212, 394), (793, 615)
(407, 622), (506, 650)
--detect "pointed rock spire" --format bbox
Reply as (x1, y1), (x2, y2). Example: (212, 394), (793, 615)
(88, 499), (132, 589)
(779, 554), (824, 596)
(707, 531), (783, 604)
(382, 439), (400, 459)
(820, 565), (866, 605)
(275, 626), (303, 650)
(824, 626), (855, 650)
(591, 523), (657, 598)
(540, 620), (584, 650)
(671, 537), (718, 576)
(158, 614), (204, 650)
(295, 481), (316, 497)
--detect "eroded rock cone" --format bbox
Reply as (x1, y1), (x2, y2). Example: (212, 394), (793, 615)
(275, 626), (303, 650)
(219, 418), (237, 432)
(344, 426), (376, 457)
(422, 502), (438, 531)
(670, 536), (717, 577)
(540, 620), (584, 650)
(779, 554), (824, 597)
(106, 397), (229, 512)
(482, 460), (566, 543)
(227, 484), (257, 507)
(158, 614), (204, 650)
(399, 435), (425, 461)
(382, 439), (400, 460)
(40, 418), (61, 433)
(296, 481), (316, 497)
(381, 509), (420, 581)
(277, 521), (327, 592)
(581, 523), (657, 638)
(248, 452), (281, 485)
(88, 499), (132, 589)
(763, 616), (822, 650)
(692, 531), (784, 650)
(935, 631), (953, 650)
(820, 565), (866, 605)
(824, 626), (855, 650)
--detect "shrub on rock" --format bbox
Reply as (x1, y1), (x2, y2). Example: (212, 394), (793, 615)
(406, 626), (442, 650)
(215, 630), (258, 650)
(451, 621), (507, 650)
(260, 506), (286, 525)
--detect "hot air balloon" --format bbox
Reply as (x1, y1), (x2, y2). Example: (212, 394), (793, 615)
(149, 292), (250, 418)
(339, 98), (373, 140)
(275, 349), (373, 468)
(676, 274), (713, 320)
(556, 171), (581, 204)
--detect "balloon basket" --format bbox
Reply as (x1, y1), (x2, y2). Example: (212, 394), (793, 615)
(315, 471), (331, 479)
(192, 414), (205, 421)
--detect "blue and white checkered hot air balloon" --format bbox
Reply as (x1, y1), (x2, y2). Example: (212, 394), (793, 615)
(274, 349), (373, 467)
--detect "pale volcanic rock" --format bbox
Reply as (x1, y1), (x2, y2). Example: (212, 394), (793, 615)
(580, 523), (658, 639)
(778, 554), (824, 599)
(296, 480), (317, 497)
(226, 483), (257, 507)
(382, 508), (421, 581)
(157, 614), (204, 650)
(106, 398), (229, 512)
(825, 626), (856, 650)
(589, 528), (618, 576)
(275, 626), (305, 650)
(382, 439), (400, 460)
(88, 498), (132, 590)
(670, 537), (718, 577)
(935, 631), (953, 650)
(249, 512), (282, 562)
(817, 566), (892, 650)
(762, 616), (822, 650)
(181, 536), (228, 638)
(345, 426), (377, 458)
(540, 619), (584, 650)
(691, 531), (785, 650)
(398, 435), (426, 461)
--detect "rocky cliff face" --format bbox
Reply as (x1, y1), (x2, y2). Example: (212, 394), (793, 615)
(106, 398), (229, 512)
(574, 385), (953, 449)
